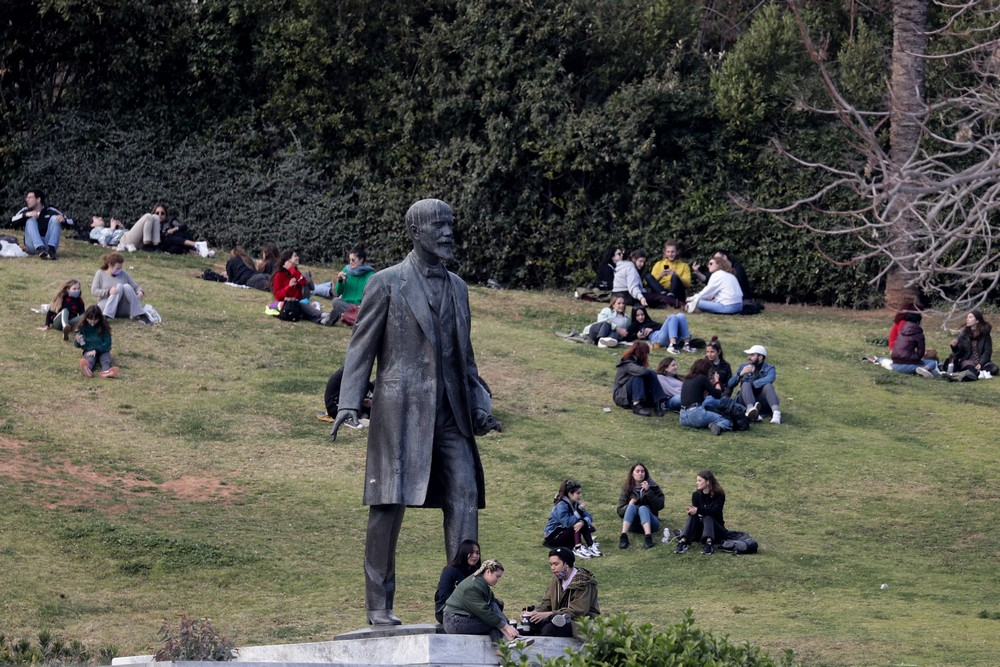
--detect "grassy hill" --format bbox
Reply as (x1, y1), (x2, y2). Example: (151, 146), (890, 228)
(0, 235), (997, 666)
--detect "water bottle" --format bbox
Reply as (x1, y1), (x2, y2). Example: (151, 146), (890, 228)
(947, 361), (955, 374)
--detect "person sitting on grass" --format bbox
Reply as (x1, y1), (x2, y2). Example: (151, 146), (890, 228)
(705, 337), (733, 392)
(37, 278), (85, 339)
(543, 479), (601, 560)
(655, 357), (683, 412)
(679, 358), (735, 435)
(91, 252), (151, 323)
(728, 344), (780, 425)
(434, 539), (482, 624)
(74, 305), (120, 379)
(613, 342), (669, 417)
(270, 249), (330, 325)
(526, 547), (600, 638)
(943, 310), (999, 380)
(442, 559), (530, 650)
(583, 294), (630, 347)
(624, 306), (659, 344)
(616, 461), (665, 550)
(889, 311), (940, 379)
(675, 469), (727, 555)
(89, 216), (127, 248)
(686, 255), (743, 315)
(648, 311), (695, 354)
(225, 247), (271, 291)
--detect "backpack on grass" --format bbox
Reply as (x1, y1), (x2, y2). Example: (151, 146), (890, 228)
(719, 531), (758, 554)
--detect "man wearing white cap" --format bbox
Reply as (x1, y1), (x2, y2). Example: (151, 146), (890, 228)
(728, 345), (781, 424)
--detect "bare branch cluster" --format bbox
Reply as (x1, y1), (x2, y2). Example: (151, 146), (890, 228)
(739, 0), (1000, 319)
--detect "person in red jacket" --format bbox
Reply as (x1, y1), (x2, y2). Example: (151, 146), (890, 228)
(270, 249), (328, 324)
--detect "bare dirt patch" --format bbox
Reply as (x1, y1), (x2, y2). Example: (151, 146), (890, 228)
(0, 436), (240, 514)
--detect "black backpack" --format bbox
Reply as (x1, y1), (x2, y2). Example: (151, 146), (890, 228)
(719, 531), (758, 554)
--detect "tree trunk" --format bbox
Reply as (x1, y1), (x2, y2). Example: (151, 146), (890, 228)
(883, 0), (928, 309)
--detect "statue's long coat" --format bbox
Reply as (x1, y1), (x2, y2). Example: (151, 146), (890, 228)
(339, 252), (488, 509)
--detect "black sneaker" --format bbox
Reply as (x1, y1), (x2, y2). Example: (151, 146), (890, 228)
(675, 541), (689, 554)
(644, 534), (654, 549)
(708, 423), (723, 436)
(632, 405), (652, 417)
(47, 245), (58, 260)
(38, 248), (49, 259)
(702, 541), (714, 555)
(618, 533), (629, 549)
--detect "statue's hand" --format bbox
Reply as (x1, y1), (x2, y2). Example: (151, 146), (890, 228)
(474, 409), (503, 436)
(330, 408), (360, 440)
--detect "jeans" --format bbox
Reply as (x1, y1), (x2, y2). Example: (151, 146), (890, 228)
(697, 299), (742, 314)
(649, 313), (690, 346)
(628, 371), (668, 408)
(82, 351), (112, 373)
(24, 217), (62, 253)
(622, 503), (661, 534)
(679, 406), (731, 431)
(666, 394), (681, 411)
(891, 360), (939, 376)
(737, 382), (780, 413)
(313, 281), (333, 298)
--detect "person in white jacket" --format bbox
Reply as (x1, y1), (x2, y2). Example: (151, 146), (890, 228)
(686, 255), (743, 314)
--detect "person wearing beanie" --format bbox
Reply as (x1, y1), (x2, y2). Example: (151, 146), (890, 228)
(526, 547), (600, 638)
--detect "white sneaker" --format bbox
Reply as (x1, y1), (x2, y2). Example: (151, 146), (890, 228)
(685, 297), (699, 314)
(681, 344), (696, 353)
(745, 402), (759, 421)
(125, 243), (137, 252)
(207, 249), (216, 258)
(597, 337), (618, 348)
(770, 410), (782, 425)
(572, 545), (592, 559)
(666, 345), (680, 355)
(588, 542), (603, 557)
(194, 241), (209, 257)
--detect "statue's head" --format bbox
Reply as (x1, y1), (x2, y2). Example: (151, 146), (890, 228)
(406, 198), (454, 264)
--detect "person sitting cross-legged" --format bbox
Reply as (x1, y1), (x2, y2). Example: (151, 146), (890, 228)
(728, 344), (782, 424)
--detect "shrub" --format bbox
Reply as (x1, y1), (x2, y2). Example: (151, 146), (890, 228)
(0, 630), (116, 666)
(153, 615), (237, 662)
(501, 610), (795, 667)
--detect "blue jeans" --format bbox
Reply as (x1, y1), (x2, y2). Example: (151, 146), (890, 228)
(622, 504), (661, 534)
(629, 371), (668, 408)
(649, 313), (690, 346)
(666, 394), (681, 411)
(312, 281), (333, 298)
(891, 360), (939, 375)
(24, 217), (62, 253)
(679, 406), (731, 431)
(697, 299), (742, 314)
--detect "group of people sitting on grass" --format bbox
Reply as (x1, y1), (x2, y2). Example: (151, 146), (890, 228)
(863, 304), (998, 382)
(577, 240), (756, 316)
(611, 336), (782, 433)
(214, 241), (375, 328)
(87, 203), (214, 257)
(432, 464), (733, 649)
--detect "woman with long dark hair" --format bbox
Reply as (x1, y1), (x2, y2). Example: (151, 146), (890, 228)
(674, 469), (726, 555)
(612, 341), (669, 416)
(678, 358), (732, 435)
(616, 462), (665, 550)
(945, 310), (999, 380)
(270, 249), (329, 325)
(434, 539), (481, 624)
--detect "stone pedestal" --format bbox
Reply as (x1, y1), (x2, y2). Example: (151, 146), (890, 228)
(113, 624), (579, 667)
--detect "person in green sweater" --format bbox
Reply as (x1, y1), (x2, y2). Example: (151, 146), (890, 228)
(443, 559), (532, 648)
(74, 305), (119, 378)
(313, 244), (374, 300)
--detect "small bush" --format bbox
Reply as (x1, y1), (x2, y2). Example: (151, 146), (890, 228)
(0, 630), (115, 666)
(153, 615), (237, 662)
(501, 610), (795, 667)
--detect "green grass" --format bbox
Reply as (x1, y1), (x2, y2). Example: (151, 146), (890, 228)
(1, 236), (998, 665)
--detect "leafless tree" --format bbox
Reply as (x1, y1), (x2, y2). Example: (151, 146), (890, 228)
(738, 0), (1000, 320)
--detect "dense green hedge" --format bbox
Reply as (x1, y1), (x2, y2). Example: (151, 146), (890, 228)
(0, 0), (893, 305)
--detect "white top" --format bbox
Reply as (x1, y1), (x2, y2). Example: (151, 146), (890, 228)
(612, 261), (644, 302)
(697, 270), (743, 306)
